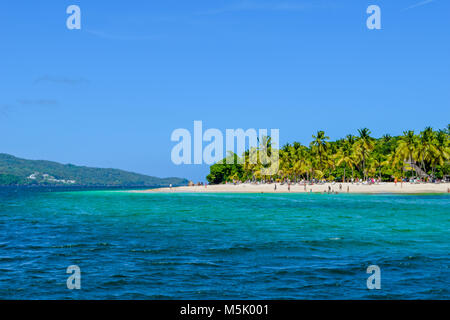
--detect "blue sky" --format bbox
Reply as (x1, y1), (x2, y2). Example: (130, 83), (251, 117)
(1, 0), (449, 182)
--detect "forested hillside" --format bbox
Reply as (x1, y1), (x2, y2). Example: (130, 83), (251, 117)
(0, 153), (187, 187)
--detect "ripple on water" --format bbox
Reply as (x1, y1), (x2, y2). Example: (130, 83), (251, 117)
(0, 190), (449, 299)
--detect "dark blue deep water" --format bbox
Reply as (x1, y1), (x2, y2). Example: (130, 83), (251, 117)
(0, 188), (448, 299)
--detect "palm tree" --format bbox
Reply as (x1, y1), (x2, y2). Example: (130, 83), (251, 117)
(254, 135), (279, 180)
(292, 143), (311, 182)
(278, 144), (293, 182)
(417, 127), (435, 174)
(207, 125), (449, 184)
(346, 135), (357, 180)
(385, 151), (403, 180)
(354, 128), (374, 180)
(395, 130), (418, 178)
(430, 130), (450, 178)
(336, 136), (355, 183)
(371, 152), (385, 181)
(382, 134), (391, 142)
(244, 148), (260, 182)
(310, 131), (329, 174)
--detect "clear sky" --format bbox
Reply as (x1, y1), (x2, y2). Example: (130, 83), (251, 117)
(1, 0), (449, 182)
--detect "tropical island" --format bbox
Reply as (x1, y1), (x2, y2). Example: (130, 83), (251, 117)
(205, 126), (450, 185)
(144, 126), (450, 194)
(0, 153), (187, 187)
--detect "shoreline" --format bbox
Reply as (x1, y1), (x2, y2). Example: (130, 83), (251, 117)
(130, 182), (450, 194)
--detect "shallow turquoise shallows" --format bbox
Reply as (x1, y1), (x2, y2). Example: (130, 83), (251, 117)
(0, 188), (449, 299)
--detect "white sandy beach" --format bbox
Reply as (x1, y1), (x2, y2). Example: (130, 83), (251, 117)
(133, 182), (450, 194)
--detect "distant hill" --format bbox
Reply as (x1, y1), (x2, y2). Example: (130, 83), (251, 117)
(0, 153), (188, 187)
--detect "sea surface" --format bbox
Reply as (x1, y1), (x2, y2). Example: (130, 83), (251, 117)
(0, 187), (448, 299)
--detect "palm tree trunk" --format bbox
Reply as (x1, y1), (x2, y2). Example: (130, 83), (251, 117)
(363, 154), (366, 180)
(343, 166), (346, 183)
(409, 154), (415, 178)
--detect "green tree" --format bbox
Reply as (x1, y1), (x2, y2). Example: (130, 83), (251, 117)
(395, 130), (418, 178)
(310, 131), (329, 175)
(354, 128), (374, 180)
(336, 136), (355, 182)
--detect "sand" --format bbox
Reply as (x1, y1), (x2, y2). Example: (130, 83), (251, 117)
(132, 182), (450, 194)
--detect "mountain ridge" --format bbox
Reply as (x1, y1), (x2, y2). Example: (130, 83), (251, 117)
(0, 153), (187, 187)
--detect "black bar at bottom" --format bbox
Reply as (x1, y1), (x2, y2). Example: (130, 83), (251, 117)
(0, 300), (447, 318)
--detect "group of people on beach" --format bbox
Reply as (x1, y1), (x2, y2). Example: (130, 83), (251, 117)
(272, 182), (351, 194)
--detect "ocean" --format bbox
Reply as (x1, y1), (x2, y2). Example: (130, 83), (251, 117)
(0, 187), (448, 299)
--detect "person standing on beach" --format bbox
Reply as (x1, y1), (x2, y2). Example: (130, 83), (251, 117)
(288, 183), (290, 192)
(347, 186), (349, 193)
(274, 184), (277, 191)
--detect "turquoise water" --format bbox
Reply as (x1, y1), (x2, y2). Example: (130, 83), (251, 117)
(0, 188), (449, 299)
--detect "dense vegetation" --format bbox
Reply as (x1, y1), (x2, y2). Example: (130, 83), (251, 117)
(0, 153), (188, 187)
(207, 126), (450, 184)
